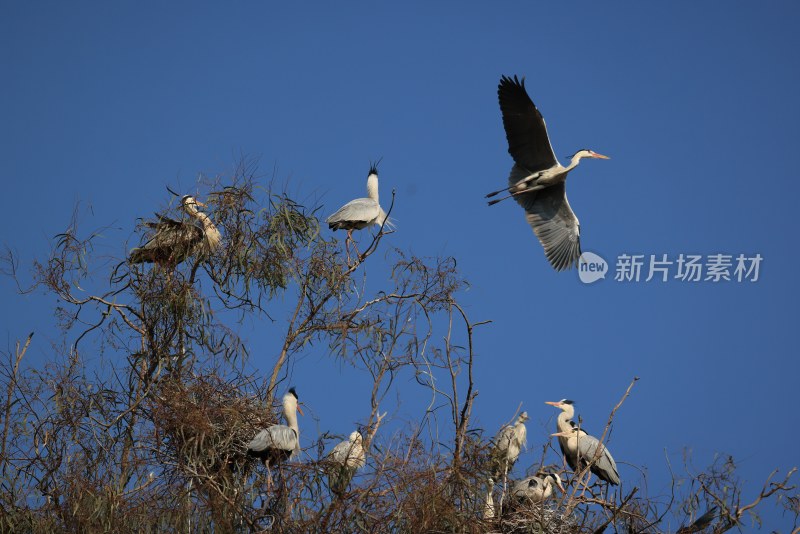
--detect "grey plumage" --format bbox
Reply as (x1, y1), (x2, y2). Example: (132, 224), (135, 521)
(247, 388), (301, 468)
(326, 163), (391, 235)
(555, 425), (620, 486)
(488, 75), (609, 271)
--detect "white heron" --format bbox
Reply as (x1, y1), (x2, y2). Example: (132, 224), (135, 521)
(129, 195), (221, 266)
(483, 478), (496, 519)
(511, 473), (565, 504)
(326, 162), (392, 249)
(327, 430), (366, 496)
(247, 388), (303, 481)
(487, 75), (609, 271)
(551, 424), (620, 486)
(490, 411), (529, 480)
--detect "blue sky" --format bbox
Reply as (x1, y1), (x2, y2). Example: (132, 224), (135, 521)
(2, 2), (799, 528)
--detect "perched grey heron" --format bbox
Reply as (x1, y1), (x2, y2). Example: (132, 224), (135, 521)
(326, 162), (392, 244)
(488, 75), (609, 271)
(490, 411), (529, 479)
(545, 399), (576, 470)
(552, 424), (620, 486)
(129, 195), (221, 266)
(247, 388), (303, 478)
(327, 430), (366, 496)
(511, 473), (565, 504)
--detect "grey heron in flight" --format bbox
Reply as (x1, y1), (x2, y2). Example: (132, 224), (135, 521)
(327, 430), (366, 496)
(488, 75), (609, 271)
(511, 472), (565, 504)
(129, 195), (221, 266)
(326, 161), (392, 244)
(490, 411), (529, 480)
(551, 423), (620, 486)
(247, 388), (303, 481)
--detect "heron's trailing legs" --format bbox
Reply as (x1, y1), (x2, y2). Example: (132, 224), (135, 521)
(487, 184), (547, 206)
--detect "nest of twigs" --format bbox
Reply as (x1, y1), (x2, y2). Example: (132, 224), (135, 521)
(149, 373), (275, 475)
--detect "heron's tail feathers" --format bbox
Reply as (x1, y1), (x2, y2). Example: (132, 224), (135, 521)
(327, 465), (356, 497)
(377, 208), (396, 232)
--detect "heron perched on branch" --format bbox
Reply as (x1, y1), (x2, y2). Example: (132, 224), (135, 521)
(129, 194), (221, 266)
(546, 399), (619, 485)
(326, 161), (393, 257)
(545, 399), (577, 469)
(326, 430), (366, 496)
(488, 75), (609, 271)
(552, 424), (620, 486)
(247, 388), (303, 485)
(511, 472), (565, 504)
(490, 411), (529, 480)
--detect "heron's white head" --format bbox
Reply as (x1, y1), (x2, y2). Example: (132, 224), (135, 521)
(180, 195), (206, 216)
(517, 411), (529, 424)
(570, 149), (610, 162)
(365, 160), (382, 201)
(349, 431), (363, 443)
(545, 399), (574, 417)
(546, 473), (565, 492)
(551, 424), (586, 439)
(284, 387), (304, 417)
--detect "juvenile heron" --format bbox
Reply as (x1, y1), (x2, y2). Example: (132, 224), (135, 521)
(488, 75), (609, 271)
(511, 473), (565, 504)
(129, 195), (221, 266)
(327, 430), (366, 496)
(490, 411), (529, 480)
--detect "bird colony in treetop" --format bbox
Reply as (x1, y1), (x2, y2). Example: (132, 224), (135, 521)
(125, 75), (619, 510)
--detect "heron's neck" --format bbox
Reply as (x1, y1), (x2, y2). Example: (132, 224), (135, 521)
(366, 173), (379, 202)
(515, 421), (527, 447)
(557, 410), (573, 431)
(192, 210), (221, 244)
(284, 405), (299, 434)
(565, 153), (585, 172)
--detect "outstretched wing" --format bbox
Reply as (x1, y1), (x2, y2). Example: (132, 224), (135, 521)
(498, 75), (559, 173)
(514, 183), (581, 271)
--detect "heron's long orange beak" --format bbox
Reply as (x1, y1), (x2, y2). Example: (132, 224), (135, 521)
(591, 152), (610, 160)
(544, 401), (560, 407)
(194, 200), (207, 207)
(296, 404), (304, 416)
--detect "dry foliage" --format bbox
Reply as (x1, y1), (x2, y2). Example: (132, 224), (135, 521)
(0, 159), (797, 533)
